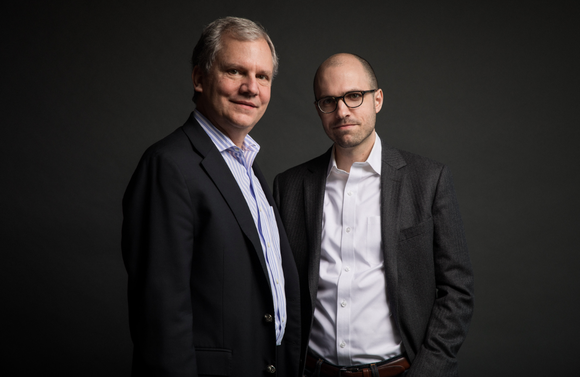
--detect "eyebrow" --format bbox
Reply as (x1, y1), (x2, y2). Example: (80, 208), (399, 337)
(320, 89), (366, 97)
(220, 63), (272, 76)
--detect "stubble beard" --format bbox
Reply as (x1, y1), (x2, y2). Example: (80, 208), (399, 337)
(331, 123), (375, 149)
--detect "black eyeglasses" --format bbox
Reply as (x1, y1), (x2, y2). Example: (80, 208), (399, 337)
(314, 89), (378, 113)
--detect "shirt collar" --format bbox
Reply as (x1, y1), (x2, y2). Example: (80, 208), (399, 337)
(366, 132), (382, 175)
(327, 132), (382, 177)
(194, 109), (260, 154)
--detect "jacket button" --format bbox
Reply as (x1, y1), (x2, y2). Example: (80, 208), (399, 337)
(264, 313), (273, 323)
(266, 365), (276, 373)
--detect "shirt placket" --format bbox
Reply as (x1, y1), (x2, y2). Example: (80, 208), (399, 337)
(242, 147), (285, 345)
(259, 200), (285, 343)
(336, 168), (359, 365)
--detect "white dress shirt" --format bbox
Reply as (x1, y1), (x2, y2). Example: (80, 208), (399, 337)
(309, 133), (402, 365)
(195, 110), (286, 345)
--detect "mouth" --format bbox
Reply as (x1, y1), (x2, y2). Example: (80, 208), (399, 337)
(333, 123), (357, 130)
(232, 100), (257, 109)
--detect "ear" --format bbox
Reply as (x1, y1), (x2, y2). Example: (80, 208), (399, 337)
(374, 89), (384, 113)
(192, 66), (204, 93)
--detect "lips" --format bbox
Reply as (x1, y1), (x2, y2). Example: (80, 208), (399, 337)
(232, 100), (258, 108)
(333, 123), (357, 129)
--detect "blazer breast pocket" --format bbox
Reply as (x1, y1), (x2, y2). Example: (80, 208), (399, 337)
(397, 218), (435, 273)
(398, 217), (433, 242)
(195, 348), (232, 376)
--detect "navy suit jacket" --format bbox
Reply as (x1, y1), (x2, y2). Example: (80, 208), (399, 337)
(273, 139), (473, 377)
(122, 113), (301, 376)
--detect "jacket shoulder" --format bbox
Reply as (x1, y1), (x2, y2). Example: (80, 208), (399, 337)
(389, 147), (447, 175)
(137, 112), (206, 164)
(276, 149), (331, 182)
(140, 126), (193, 162)
(399, 148), (444, 167)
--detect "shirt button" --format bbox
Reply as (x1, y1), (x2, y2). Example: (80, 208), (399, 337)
(347, 191), (352, 196)
(340, 341), (346, 348)
(267, 242), (271, 248)
(266, 365), (276, 373)
(264, 314), (273, 323)
(344, 267), (350, 272)
(346, 227), (351, 233)
(341, 300), (347, 307)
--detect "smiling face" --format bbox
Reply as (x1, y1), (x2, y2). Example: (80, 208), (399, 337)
(193, 35), (273, 146)
(314, 55), (383, 154)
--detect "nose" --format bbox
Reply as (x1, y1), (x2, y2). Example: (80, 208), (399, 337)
(335, 98), (350, 118)
(240, 76), (259, 97)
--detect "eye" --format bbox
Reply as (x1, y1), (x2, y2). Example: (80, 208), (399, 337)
(228, 69), (239, 75)
(320, 97), (335, 106)
(345, 92), (362, 100)
(257, 74), (269, 81)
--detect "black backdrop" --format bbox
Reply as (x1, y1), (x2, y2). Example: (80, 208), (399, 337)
(2, 1), (579, 375)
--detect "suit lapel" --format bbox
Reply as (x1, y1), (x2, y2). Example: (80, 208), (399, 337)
(304, 148), (332, 308)
(181, 114), (269, 280)
(255, 163), (292, 262)
(380, 141), (407, 329)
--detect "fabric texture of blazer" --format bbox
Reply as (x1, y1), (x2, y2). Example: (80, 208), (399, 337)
(273, 137), (474, 377)
(122, 113), (301, 377)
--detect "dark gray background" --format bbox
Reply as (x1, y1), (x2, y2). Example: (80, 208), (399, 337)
(2, 0), (579, 375)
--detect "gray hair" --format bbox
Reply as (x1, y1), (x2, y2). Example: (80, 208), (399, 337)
(191, 16), (278, 76)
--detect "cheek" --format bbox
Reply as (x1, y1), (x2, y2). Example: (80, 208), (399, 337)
(215, 79), (237, 97)
(260, 88), (271, 104)
(321, 114), (334, 127)
(321, 119), (333, 133)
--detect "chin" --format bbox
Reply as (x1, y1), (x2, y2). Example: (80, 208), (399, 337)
(336, 137), (362, 148)
(229, 117), (258, 129)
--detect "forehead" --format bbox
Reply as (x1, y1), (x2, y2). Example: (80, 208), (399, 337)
(215, 36), (273, 71)
(316, 59), (369, 96)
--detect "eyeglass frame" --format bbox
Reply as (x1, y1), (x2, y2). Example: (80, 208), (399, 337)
(314, 89), (378, 114)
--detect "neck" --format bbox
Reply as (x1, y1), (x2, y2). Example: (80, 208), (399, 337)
(195, 106), (248, 148)
(334, 132), (376, 173)
(215, 124), (247, 148)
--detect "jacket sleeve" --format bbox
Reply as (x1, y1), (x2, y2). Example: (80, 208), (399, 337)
(122, 150), (197, 376)
(408, 165), (474, 377)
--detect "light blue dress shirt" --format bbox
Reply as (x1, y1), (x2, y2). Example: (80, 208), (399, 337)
(194, 110), (286, 345)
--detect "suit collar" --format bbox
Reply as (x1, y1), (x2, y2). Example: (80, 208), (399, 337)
(381, 140), (406, 170)
(379, 138), (406, 331)
(303, 148), (333, 307)
(180, 113), (271, 282)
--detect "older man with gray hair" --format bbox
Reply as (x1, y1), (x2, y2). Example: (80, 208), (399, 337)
(122, 17), (301, 376)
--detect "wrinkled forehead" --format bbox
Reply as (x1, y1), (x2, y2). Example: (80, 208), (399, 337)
(214, 36), (273, 70)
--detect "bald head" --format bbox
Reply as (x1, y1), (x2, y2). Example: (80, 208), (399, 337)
(313, 53), (378, 98)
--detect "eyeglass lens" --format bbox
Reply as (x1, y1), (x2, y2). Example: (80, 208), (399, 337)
(318, 91), (367, 113)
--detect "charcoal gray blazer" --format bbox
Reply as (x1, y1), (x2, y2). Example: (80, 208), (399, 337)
(273, 139), (474, 377)
(122, 113), (301, 377)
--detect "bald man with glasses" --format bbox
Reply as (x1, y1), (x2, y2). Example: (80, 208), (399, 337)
(274, 53), (474, 377)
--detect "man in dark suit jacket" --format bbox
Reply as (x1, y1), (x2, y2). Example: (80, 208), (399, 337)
(274, 53), (473, 377)
(122, 17), (300, 376)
